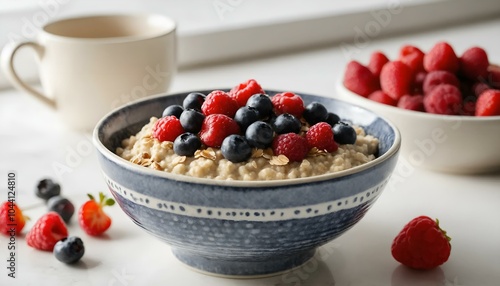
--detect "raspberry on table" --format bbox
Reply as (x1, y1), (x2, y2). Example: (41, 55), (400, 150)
(422, 70), (460, 95)
(272, 133), (309, 162)
(343, 60), (380, 97)
(201, 90), (239, 117)
(271, 92), (305, 118)
(0, 202), (26, 235)
(26, 212), (68, 251)
(368, 51), (389, 77)
(476, 89), (500, 116)
(199, 114), (240, 148)
(423, 84), (462, 115)
(423, 42), (459, 73)
(152, 116), (185, 142)
(380, 61), (413, 100)
(397, 95), (424, 112)
(391, 216), (451, 270)
(398, 45), (425, 73)
(306, 122), (338, 152)
(368, 90), (398, 106)
(459, 46), (489, 81)
(229, 79), (265, 107)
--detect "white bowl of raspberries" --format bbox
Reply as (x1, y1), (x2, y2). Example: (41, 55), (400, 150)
(337, 42), (500, 174)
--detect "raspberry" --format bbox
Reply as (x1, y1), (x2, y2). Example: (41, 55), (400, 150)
(397, 95), (424, 112)
(476, 89), (500, 116)
(0, 202), (26, 235)
(380, 61), (413, 100)
(487, 64), (500, 89)
(412, 71), (427, 94)
(472, 82), (490, 97)
(201, 90), (239, 117)
(368, 51), (389, 77)
(391, 216), (451, 270)
(423, 42), (459, 73)
(306, 122), (338, 152)
(368, 90), (398, 106)
(461, 96), (477, 116)
(343, 61), (380, 97)
(423, 84), (462, 115)
(229, 79), (265, 107)
(422, 70), (460, 95)
(398, 45), (425, 73)
(272, 133), (309, 162)
(26, 212), (68, 251)
(271, 92), (305, 118)
(152, 116), (185, 142)
(459, 47), (489, 80)
(199, 114), (240, 148)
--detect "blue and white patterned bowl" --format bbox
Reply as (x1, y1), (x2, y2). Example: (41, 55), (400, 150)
(92, 90), (401, 277)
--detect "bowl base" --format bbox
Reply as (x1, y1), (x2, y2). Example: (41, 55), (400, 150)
(171, 248), (316, 277)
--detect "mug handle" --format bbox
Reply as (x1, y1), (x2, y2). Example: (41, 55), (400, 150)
(1, 41), (56, 108)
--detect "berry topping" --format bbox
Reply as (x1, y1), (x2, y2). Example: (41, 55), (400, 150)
(229, 79), (265, 107)
(368, 51), (389, 77)
(234, 106), (260, 131)
(333, 122), (357, 145)
(47, 196), (75, 224)
(53, 236), (85, 264)
(199, 114), (240, 148)
(221, 135), (252, 163)
(246, 93), (274, 118)
(0, 201), (27, 236)
(272, 133), (309, 162)
(459, 47), (489, 80)
(476, 89), (500, 116)
(26, 212), (68, 251)
(271, 92), (305, 118)
(183, 92), (206, 111)
(303, 102), (328, 125)
(325, 112), (340, 127)
(201, 90), (239, 117)
(398, 45), (425, 73)
(368, 90), (398, 106)
(272, 113), (301, 134)
(152, 116), (185, 142)
(392, 216), (451, 270)
(306, 122), (338, 152)
(36, 178), (61, 200)
(245, 121), (274, 149)
(179, 109), (205, 133)
(397, 95), (425, 112)
(380, 61), (413, 100)
(78, 192), (115, 236)
(162, 105), (184, 118)
(173, 133), (202, 156)
(424, 42), (459, 73)
(423, 84), (462, 115)
(422, 70), (460, 95)
(343, 60), (380, 97)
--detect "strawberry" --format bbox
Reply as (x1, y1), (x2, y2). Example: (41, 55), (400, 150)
(391, 216), (451, 270)
(26, 212), (68, 251)
(78, 192), (115, 236)
(0, 201), (28, 236)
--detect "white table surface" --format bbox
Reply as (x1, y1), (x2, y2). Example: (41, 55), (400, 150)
(1, 17), (500, 286)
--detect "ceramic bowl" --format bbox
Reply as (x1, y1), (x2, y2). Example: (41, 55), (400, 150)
(92, 90), (401, 277)
(336, 82), (500, 174)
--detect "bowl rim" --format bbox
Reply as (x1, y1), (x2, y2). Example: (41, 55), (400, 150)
(93, 89), (402, 187)
(336, 80), (500, 121)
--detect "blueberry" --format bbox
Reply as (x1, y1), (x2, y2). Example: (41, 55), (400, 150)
(47, 196), (75, 223)
(173, 133), (201, 156)
(162, 105), (184, 118)
(234, 106), (259, 131)
(333, 122), (357, 144)
(245, 121), (274, 149)
(183, 92), (206, 111)
(36, 178), (61, 200)
(180, 109), (205, 133)
(272, 113), (301, 134)
(246, 94), (273, 118)
(53, 236), (85, 264)
(221, 135), (252, 163)
(303, 102), (328, 125)
(325, 112), (340, 127)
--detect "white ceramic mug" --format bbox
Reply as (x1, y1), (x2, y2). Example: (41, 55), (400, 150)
(1, 14), (176, 130)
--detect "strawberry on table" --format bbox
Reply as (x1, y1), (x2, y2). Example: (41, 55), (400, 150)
(78, 192), (115, 236)
(26, 212), (68, 251)
(391, 216), (451, 270)
(0, 201), (28, 236)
